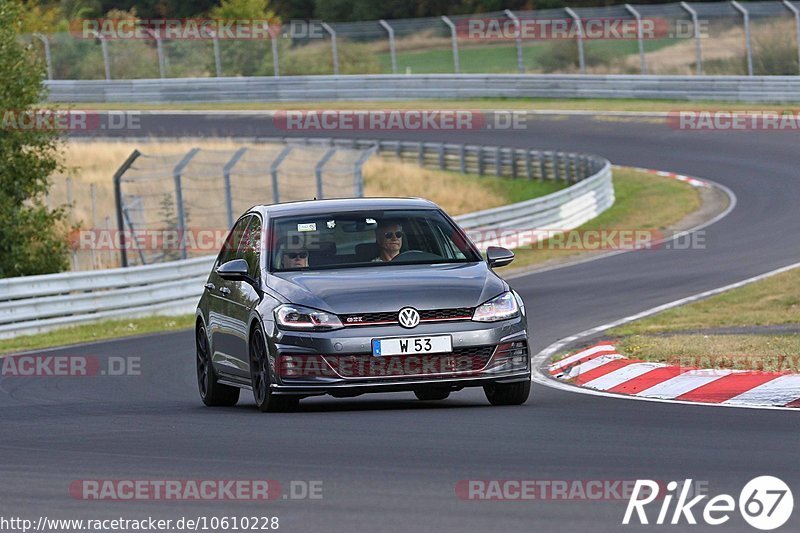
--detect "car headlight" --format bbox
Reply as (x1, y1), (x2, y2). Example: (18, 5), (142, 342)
(472, 292), (520, 322)
(275, 304), (343, 331)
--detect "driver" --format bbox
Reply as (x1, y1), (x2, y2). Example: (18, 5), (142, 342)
(372, 221), (403, 262)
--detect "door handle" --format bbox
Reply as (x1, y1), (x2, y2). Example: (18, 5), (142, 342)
(204, 282), (215, 291)
(219, 287), (231, 295)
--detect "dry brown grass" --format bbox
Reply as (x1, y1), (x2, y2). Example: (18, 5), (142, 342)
(362, 156), (509, 215)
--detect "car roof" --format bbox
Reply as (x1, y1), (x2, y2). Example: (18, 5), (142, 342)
(251, 197), (440, 218)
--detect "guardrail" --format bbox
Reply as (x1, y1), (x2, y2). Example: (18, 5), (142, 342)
(45, 74), (800, 103)
(0, 139), (611, 339)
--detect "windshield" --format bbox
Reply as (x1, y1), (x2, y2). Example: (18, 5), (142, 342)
(269, 209), (482, 271)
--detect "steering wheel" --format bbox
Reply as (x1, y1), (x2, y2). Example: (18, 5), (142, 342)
(391, 250), (442, 262)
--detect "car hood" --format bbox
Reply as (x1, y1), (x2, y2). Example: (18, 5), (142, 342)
(267, 262), (507, 314)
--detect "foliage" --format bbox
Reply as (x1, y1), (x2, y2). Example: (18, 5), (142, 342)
(0, 0), (71, 277)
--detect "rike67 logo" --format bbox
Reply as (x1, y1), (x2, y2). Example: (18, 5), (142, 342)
(624, 477), (794, 530)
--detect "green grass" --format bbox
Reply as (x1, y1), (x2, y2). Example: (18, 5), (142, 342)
(616, 334), (800, 372)
(603, 265), (800, 372)
(507, 167), (702, 270)
(379, 39), (677, 74)
(0, 315), (195, 355)
(610, 267), (800, 336)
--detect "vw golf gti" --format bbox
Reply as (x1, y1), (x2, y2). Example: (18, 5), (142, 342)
(195, 198), (531, 411)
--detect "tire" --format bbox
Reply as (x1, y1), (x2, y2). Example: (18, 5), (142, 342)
(483, 380), (531, 406)
(414, 389), (451, 401)
(250, 325), (299, 413)
(196, 324), (240, 407)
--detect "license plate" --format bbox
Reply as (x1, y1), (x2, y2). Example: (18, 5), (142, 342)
(372, 335), (452, 357)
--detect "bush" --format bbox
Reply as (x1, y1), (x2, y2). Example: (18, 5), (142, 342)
(0, 0), (71, 277)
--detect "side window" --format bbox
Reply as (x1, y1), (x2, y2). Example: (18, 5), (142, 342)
(217, 216), (251, 267)
(238, 216), (262, 278)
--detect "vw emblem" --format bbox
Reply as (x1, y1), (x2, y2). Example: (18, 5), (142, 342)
(398, 307), (420, 329)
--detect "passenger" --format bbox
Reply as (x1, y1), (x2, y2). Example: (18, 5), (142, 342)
(277, 236), (309, 269)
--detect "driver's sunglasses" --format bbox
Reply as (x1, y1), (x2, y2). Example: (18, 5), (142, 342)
(383, 231), (403, 239)
(285, 251), (308, 259)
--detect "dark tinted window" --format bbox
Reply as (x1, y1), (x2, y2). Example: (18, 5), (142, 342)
(238, 216), (262, 278)
(217, 215), (251, 267)
(270, 209), (481, 271)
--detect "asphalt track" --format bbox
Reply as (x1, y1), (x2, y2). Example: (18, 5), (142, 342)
(2, 113), (799, 532)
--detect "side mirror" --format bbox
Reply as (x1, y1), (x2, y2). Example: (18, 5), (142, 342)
(216, 258), (250, 282)
(486, 246), (515, 268)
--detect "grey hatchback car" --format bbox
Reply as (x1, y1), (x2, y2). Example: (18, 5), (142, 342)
(195, 198), (531, 412)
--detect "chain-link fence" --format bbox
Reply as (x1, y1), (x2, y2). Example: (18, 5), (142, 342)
(44, 140), (376, 270)
(23, 2), (800, 79)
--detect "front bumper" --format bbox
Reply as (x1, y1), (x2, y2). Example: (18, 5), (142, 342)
(269, 316), (530, 396)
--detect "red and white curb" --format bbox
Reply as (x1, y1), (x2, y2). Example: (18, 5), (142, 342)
(550, 343), (800, 408)
(620, 166), (711, 188)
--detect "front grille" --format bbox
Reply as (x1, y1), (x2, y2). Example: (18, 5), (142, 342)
(340, 307), (473, 327)
(321, 346), (495, 378)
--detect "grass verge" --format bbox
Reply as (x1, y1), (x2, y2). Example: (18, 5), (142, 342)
(0, 314), (195, 355)
(604, 267), (800, 371)
(506, 167), (702, 270)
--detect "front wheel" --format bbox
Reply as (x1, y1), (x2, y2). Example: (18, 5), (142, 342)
(196, 324), (240, 407)
(483, 380), (531, 406)
(250, 325), (299, 413)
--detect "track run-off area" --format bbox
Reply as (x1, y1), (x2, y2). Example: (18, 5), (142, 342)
(2, 112), (799, 532)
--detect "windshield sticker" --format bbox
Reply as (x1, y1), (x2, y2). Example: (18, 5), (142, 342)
(297, 223), (317, 232)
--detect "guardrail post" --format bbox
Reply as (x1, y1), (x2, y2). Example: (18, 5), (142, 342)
(270, 145), (293, 204)
(731, 1), (753, 76)
(90, 183), (97, 268)
(441, 16), (460, 73)
(510, 149), (518, 178)
(495, 146), (502, 176)
(477, 146), (485, 176)
(353, 146), (377, 198)
(223, 147), (247, 227)
(459, 144), (466, 173)
(564, 8), (585, 74)
(87, 30), (111, 80)
(211, 31), (222, 77)
(113, 150), (141, 268)
(32, 33), (52, 80)
(538, 152), (547, 180)
(173, 148), (200, 260)
(146, 29), (165, 78)
(504, 10), (524, 73)
(525, 150), (533, 180)
(624, 4), (647, 75)
(784, 0), (800, 75)
(681, 2), (703, 75)
(315, 146), (337, 199)
(379, 20), (398, 74)
(438, 143), (446, 169)
(418, 142), (425, 166)
(553, 153), (562, 181)
(268, 25), (280, 77)
(321, 23), (339, 75)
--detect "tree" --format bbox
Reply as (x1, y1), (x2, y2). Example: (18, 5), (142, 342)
(0, 0), (71, 277)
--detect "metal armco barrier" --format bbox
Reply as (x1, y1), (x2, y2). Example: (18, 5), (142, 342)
(0, 140), (612, 339)
(45, 75), (800, 103)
